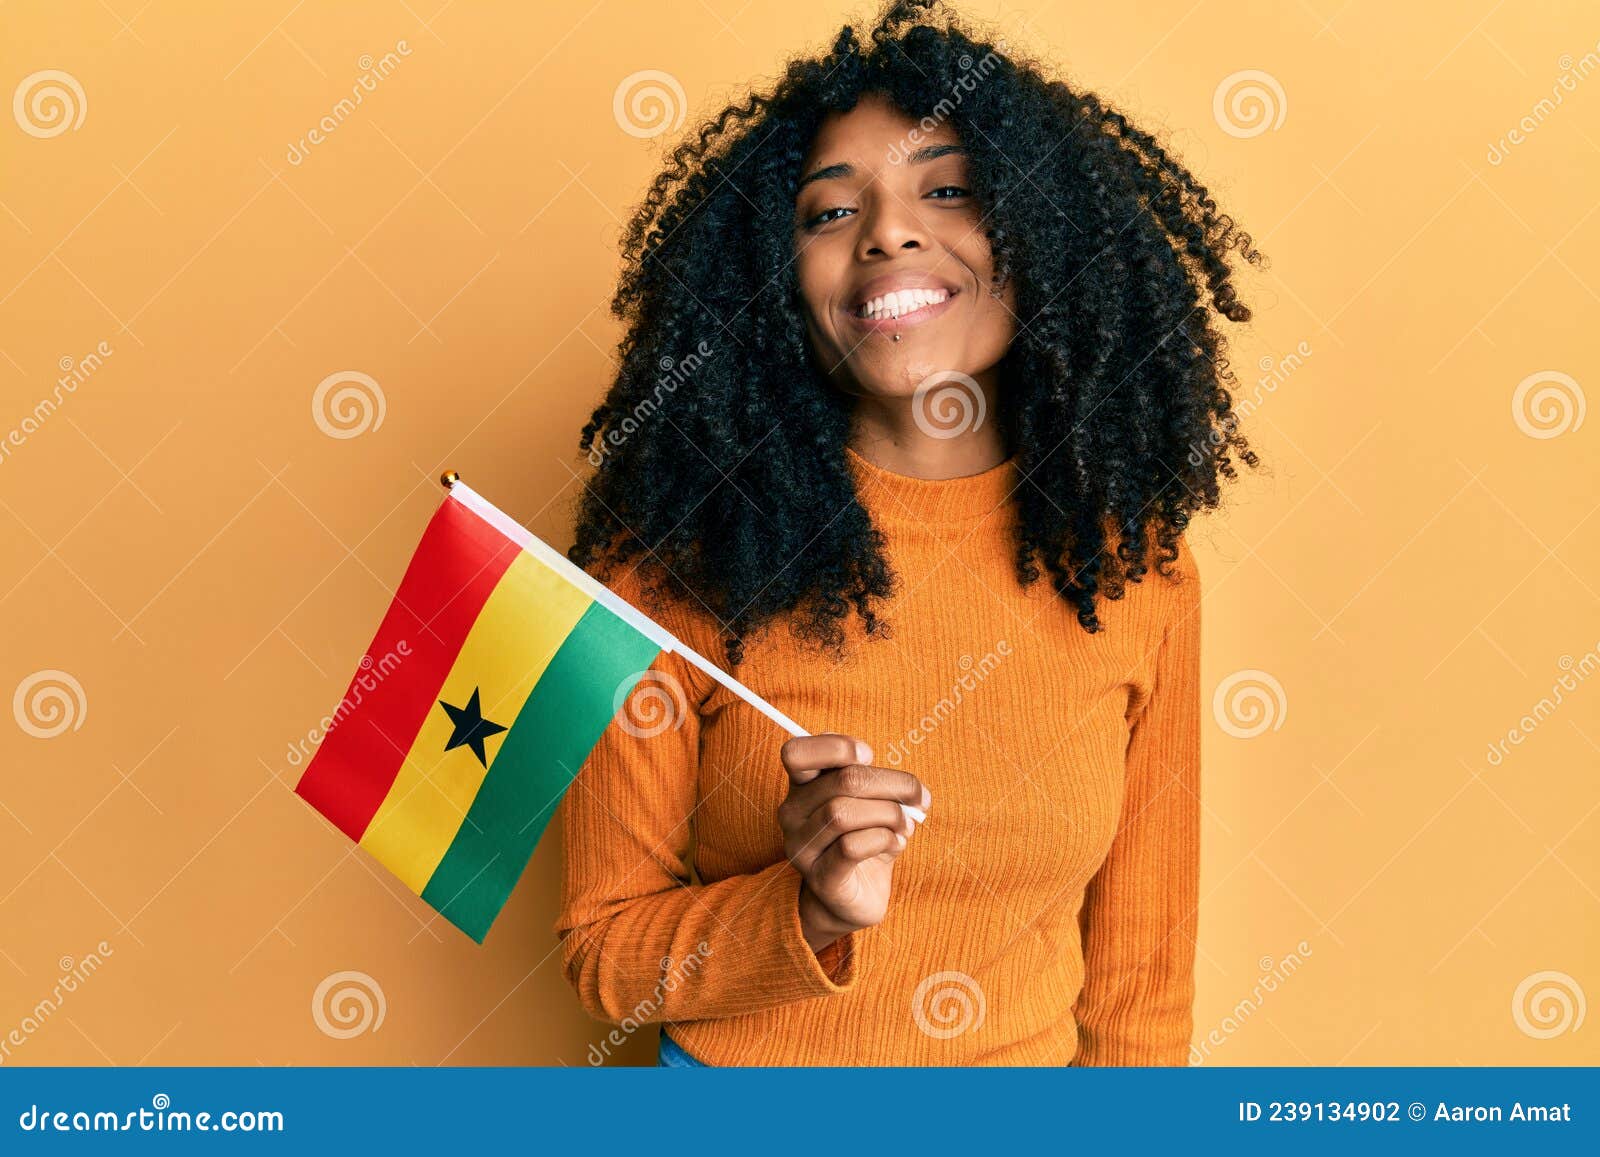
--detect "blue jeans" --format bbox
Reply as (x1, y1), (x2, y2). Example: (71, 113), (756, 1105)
(657, 1029), (707, 1067)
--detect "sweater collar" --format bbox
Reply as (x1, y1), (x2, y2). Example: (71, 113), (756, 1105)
(844, 443), (1018, 527)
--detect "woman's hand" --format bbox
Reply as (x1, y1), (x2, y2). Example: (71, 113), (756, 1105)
(778, 733), (931, 954)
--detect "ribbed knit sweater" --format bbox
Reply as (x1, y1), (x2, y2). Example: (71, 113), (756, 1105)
(555, 444), (1202, 1065)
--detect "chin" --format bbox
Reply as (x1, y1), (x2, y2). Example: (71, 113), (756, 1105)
(836, 366), (927, 401)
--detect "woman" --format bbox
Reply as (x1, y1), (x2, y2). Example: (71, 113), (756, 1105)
(556, 0), (1263, 1066)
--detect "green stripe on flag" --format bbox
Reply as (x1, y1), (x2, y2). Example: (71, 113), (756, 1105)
(421, 599), (663, 942)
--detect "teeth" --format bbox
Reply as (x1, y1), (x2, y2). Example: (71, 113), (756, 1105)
(856, 287), (950, 320)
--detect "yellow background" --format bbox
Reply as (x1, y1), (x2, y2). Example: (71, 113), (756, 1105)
(1, 0), (1595, 1066)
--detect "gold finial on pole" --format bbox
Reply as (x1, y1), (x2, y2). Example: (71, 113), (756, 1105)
(440, 469), (460, 490)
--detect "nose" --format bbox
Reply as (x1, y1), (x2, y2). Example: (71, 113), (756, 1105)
(854, 189), (927, 261)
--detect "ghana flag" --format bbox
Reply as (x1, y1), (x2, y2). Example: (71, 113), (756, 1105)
(292, 476), (688, 944)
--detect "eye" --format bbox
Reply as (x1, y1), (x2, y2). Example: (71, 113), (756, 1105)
(798, 185), (970, 230)
(801, 205), (855, 230)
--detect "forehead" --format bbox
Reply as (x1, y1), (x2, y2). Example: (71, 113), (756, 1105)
(800, 93), (963, 168)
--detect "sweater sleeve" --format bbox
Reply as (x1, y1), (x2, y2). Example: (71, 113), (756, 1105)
(553, 562), (857, 1025)
(1071, 538), (1202, 1066)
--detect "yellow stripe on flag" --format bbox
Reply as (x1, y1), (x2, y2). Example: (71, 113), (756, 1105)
(359, 551), (594, 893)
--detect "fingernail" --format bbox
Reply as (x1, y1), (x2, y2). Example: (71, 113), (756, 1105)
(920, 785), (932, 809)
(903, 804), (926, 824)
(854, 739), (873, 764)
(896, 832), (907, 849)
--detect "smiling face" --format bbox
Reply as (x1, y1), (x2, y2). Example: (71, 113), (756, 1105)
(793, 91), (1016, 411)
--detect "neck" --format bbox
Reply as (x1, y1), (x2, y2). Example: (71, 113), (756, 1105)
(846, 376), (1007, 479)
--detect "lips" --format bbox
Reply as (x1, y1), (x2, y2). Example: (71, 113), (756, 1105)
(849, 271), (962, 312)
(844, 272), (962, 335)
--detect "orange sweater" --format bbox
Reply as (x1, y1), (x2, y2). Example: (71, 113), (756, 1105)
(555, 444), (1202, 1065)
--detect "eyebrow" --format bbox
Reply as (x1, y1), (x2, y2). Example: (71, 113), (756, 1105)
(795, 143), (968, 194)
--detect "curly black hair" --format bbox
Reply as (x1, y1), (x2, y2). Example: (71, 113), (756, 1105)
(570, 0), (1265, 668)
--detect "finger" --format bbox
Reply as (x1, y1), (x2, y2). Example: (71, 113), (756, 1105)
(786, 797), (909, 874)
(781, 763), (929, 827)
(808, 832), (901, 905)
(832, 826), (906, 863)
(779, 733), (874, 785)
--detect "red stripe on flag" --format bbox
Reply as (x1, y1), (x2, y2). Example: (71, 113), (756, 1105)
(294, 496), (519, 841)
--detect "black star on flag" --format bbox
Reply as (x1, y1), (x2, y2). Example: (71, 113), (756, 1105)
(438, 687), (508, 768)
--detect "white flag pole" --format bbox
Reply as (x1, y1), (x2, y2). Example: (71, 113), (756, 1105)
(439, 472), (924, 825)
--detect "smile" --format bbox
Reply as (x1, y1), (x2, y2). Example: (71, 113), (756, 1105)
(845, 287), (959, 334)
